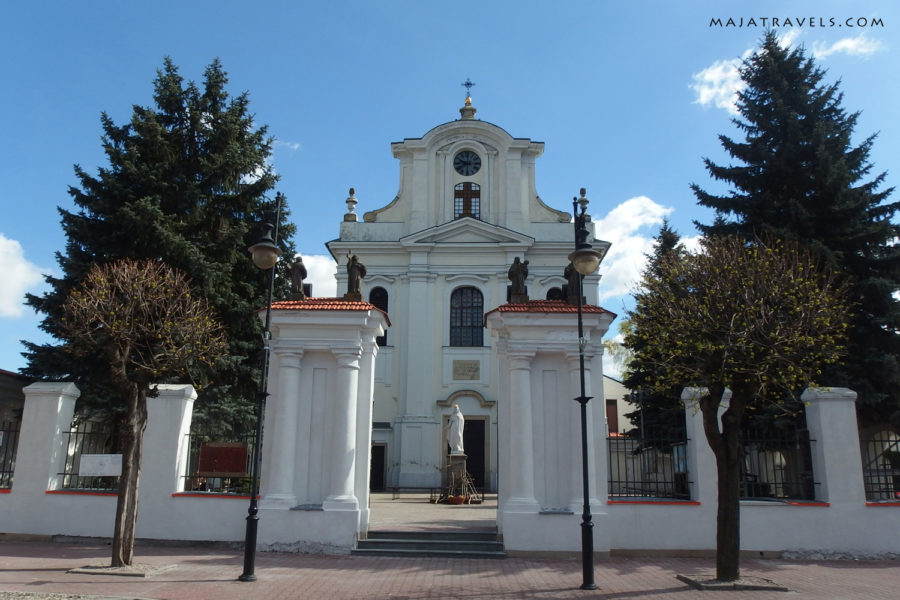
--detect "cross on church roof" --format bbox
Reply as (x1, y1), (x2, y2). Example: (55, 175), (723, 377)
(461, 78), (475, 99)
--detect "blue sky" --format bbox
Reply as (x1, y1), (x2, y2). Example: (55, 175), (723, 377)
(1, 1), (897, 377)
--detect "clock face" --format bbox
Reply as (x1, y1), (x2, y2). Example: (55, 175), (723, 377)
(453, 150), (481, 176)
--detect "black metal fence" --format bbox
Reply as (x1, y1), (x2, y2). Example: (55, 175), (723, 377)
(608, 435), (691, 499)
(740, 423), (816, 500)
(59, 419), (120, 491)
(1, 420), (21, 489)
(861, 429), (900, 501)
(182, 432), (255, 494)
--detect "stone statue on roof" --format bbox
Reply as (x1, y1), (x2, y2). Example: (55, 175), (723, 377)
(344, 251), (367, 301)
(508, 257), (529, 303)
(289, 256), (308, 300)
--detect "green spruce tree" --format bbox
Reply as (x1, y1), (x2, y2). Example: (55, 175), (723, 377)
(623, 220), (688, 443)
(23, 58), (296, 433)
(693, 32), (900, 426)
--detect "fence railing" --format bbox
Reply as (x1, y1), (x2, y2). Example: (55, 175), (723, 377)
(740, 424), (816, 500)
(608, 435), (691, 499)
(59, 420), (120, 492)
(861, 429), (900, 501)
(182, 432), (255, 494)
(1, 420), (21, 489)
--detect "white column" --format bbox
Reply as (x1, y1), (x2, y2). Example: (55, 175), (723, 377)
(566, 351), (602, 508)
(324, 348), (361, 511)
(355, 339), (378, 531)
(504, 352), (539, 512)
(143, 385), (196, 494)
(17, 383), (79, 494)
(263, 349), (303, 507)
(566, 353), (585, 508)
(682, 387), (731, 503)
(801, 387), (864, 504)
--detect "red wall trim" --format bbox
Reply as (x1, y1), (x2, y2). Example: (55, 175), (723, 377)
(608, 499), (701, 506)
(45, 490), (117, 497)
(172, 492), (254, 500)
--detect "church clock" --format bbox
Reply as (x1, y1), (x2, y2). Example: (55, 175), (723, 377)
(453, 150), (481, 176)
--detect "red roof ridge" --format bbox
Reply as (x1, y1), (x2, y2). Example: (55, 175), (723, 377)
(485, 299), (616, 318)
(267, 298), (391, 326)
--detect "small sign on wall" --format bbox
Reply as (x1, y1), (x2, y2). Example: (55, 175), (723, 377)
(79, 454), (123, 477)
(452, 360), (480, 381)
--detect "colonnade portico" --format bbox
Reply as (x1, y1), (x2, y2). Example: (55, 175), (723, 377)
(256, 299), (388, 551)
(486, 301), (615, 553)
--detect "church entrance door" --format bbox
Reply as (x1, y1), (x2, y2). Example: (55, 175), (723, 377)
(463, 418), (486, 489)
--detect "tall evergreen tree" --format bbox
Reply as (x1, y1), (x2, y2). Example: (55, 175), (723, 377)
(23, 58), (296, 433)
(693, 32), (900, 426)
(623, 220), (688, 442)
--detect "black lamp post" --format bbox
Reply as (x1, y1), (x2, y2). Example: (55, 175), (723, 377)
(239, 200), (282, 583)
(568, 188), (604, 591)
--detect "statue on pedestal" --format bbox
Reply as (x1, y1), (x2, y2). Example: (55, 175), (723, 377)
(508, 257), (529, 303)
(344, 251), (367, 301)
(447, 404), (465, 455)
(289, 257), (307, 300)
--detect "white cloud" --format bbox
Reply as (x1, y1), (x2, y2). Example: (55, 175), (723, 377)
(300, 254), (337, 297)
(691, 30), (879, 115)
(777, 29), (802, 50)
(812, 34), (882, 59)
(0, 234), (44, 318)
(690, 52), (748, 115)
(593, 196), (672, 302)
(274, 140), (302, 152)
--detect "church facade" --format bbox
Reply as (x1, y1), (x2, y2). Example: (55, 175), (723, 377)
(327, 97), (604, 491)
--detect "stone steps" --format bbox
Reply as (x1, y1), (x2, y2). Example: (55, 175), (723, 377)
(353, 530), (506, 559)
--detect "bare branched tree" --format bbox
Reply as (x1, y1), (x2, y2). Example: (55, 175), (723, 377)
(62, 258), (226, 567)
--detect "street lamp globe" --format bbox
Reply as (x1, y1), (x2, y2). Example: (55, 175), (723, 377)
(248, 223), (282, 270)
(568, 247), (604, 276)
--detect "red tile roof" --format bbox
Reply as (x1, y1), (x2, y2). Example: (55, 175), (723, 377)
(484, 299), (615, 318)
(267, 298), (391, 326)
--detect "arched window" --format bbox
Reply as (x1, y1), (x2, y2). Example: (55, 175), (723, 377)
(454, 182), (480, 219)
(369, 287), (388, 346)
(546, 287), (564, 300)
(450, 287), (484, 347)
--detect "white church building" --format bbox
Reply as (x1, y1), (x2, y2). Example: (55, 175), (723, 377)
(326, 96), (606, 493)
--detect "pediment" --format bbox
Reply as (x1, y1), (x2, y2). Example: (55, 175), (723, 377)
(400, 218), (535, 247)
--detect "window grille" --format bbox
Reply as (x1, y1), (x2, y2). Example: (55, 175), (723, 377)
(0, 420), (20, 489)
(369, 287), (388, 346)
(861, 429), (900, 501)
(454, 182), (480, 219)
(450, 287), (483, 347)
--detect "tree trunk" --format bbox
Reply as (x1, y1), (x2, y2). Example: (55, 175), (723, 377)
(700, 389), (746, 582)
(111, 385), (149, 567)
(714, 406), (743, 581)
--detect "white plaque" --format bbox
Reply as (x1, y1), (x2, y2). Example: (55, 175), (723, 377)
(79, 454), (123, 477)
(452, 360), (480, 380)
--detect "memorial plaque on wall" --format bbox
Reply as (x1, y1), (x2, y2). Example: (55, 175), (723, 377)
(452, 360), (480, 380)
(197, 442), (249, 477)
(79, 454), (123, 477)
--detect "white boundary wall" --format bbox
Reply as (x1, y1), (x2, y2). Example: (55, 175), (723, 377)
(603, 387), (898, 557)
(2, 381), (898, 555)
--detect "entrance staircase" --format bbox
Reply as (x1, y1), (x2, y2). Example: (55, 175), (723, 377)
(353, 530), (506, 559)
